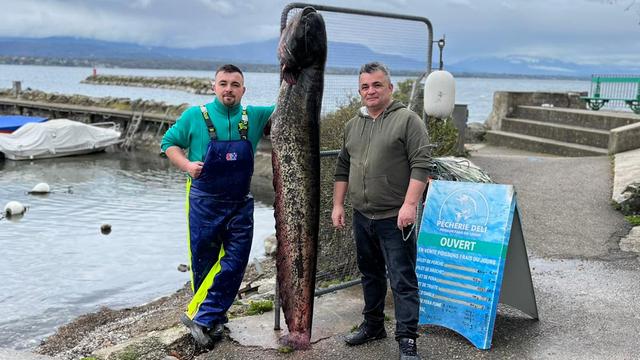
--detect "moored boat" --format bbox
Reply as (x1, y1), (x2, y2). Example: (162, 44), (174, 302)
(0, 119), (122, 160)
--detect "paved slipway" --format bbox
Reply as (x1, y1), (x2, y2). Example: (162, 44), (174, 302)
(3, 145), (639, 360)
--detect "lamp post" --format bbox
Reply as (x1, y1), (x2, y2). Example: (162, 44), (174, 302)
(434, 36), (446, 70)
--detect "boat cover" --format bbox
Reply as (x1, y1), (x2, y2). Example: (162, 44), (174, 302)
(0, 115), (48, 133)
(0, 119), (121, 160)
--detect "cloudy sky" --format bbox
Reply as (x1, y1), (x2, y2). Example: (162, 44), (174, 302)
(1, 0), (639, 65)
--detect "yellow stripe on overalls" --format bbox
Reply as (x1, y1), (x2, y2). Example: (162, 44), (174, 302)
(184, 177), (227, 319)
(186, 246), (226, 319)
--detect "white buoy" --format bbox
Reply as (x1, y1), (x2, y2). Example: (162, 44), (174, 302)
(4, 201), (26, 217)
(423, 70), (456, 119)
(29, 182), (51, 195)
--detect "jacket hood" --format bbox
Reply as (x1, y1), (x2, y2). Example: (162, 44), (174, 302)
(358, 100), (406, 119)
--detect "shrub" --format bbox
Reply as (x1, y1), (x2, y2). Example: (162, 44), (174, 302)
(320, 78), (458, 157)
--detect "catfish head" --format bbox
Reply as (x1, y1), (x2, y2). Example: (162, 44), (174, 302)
(278, 6), (327, 85)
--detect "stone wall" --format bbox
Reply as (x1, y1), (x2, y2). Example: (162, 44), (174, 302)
(485, 91), (587, 129)
(610, 122), (640, 154)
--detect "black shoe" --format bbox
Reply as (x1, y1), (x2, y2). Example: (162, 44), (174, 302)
(180, 314), (213, 348)
(209, 322), (225, 341)
(398, 338), (421, 360)
(344, 322), (387, 346)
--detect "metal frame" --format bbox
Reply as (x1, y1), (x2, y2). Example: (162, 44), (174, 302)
(273, 2), (435, 331)
(281, 3), (434, 76)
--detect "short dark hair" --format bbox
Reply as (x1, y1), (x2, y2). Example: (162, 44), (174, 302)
(359, 62), (391, 81)
(215, 64), (244, 78)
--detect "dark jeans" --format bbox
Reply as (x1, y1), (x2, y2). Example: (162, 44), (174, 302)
(353, 210), (419, 340)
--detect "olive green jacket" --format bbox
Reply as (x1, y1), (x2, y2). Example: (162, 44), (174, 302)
(335, 100), (431, 219)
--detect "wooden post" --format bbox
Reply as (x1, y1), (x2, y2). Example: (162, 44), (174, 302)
(12, 81), (21, 98)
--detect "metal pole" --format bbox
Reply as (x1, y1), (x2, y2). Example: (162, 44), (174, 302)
(274, 282), (281, 330)
(315, 279), (362, 296)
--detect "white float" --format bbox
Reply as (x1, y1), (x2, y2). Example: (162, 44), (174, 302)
(4, 201), (26, 217)
(423, 70), (456, 119)
(30, 182), (51, 194)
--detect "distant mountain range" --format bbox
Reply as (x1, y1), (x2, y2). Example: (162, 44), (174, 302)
(448, 55), (640, 78)
(0, 36), (425, 74)
(1, 36), (638, 78)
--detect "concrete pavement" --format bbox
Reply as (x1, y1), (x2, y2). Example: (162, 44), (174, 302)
(198, 144), (640, 360)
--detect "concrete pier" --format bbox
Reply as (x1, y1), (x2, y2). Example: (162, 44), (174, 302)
(0, 97), (176, 150)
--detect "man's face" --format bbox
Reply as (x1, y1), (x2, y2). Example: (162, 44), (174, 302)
(213, 71), (246, 106)
(358, 70), (393, 113)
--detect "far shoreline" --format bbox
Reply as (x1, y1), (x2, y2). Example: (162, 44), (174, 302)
(0, 57), (592, 81)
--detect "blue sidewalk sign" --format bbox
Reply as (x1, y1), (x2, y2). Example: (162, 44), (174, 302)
(417, 180), (538, 350)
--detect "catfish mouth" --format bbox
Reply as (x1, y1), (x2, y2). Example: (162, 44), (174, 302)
(279, 7), (325, 85)
(279, 42), (300, 85)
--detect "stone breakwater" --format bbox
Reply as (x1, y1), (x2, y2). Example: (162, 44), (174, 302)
(81, 75), (214, 95)
(0, 88), (189, 118)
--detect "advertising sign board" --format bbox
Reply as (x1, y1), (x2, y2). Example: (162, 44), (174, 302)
(417, 180), (538, 349)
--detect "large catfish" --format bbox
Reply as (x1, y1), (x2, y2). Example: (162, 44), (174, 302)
(271, 6), (327, 350)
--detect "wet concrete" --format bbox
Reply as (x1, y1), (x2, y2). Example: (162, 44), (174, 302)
(193, 144), (640, 360)
(227, 286), (367, 349)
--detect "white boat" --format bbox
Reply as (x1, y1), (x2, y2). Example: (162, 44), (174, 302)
(0, 119), (122, 160)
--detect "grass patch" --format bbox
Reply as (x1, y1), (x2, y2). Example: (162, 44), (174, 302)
(611, 200), (622, 211)
(625, 215), (640, 226)
(246, 300), (273, 316)
(278, 346), (294, 353)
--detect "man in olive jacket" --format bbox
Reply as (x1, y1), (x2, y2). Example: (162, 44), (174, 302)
(332, 62), (430, 360)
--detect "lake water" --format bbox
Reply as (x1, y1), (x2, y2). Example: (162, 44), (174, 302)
(0, 64), (592, 350)
(0, 64), (592, 123)
(0, 152), (275, 350)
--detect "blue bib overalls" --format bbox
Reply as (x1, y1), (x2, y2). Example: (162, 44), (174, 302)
(185, 105), (254, 328)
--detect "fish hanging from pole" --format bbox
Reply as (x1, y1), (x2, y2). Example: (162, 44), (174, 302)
(270, 6), (327, 350)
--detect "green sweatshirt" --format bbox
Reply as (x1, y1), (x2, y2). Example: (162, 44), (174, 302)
(160, 98), (274, 161)
(335, 100), (431, 219)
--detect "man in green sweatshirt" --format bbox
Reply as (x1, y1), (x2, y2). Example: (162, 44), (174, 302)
(161, 64), (274, 348)
(332, 62), (430, 360)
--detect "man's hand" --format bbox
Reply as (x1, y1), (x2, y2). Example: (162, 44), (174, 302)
(332, 181), (348, 229)
(397, 202), (417, 230)
(332, 204), (346, 229)
(185, 161), (204, 179)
